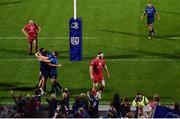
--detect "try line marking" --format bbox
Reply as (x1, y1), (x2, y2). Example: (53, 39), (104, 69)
(0, 58), (180, 62)
(0, 36), (96, 39)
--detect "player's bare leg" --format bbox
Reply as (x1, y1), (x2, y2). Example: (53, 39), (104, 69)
(55, 80), (63, 93)
(34, 38), (38, 53)
(28, 42), (33, 55)
(92, 82), (98, 96)
(50, 79), (59, 94)
(99, 80), (105, 92)
(148, 25), (152, 39)
(33, 73), (42, 89)
(39, 77), (45, 95)
(97, 80), (105, 99)
(151, 26), (155, 36)
(148, 24), (154, 39)
(43, 77), (47, 92)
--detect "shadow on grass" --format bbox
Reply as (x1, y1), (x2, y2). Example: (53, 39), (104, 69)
(98, 29), (147, 38)
(12, 86), (37, 91)
(131, 49), (180, 59)
(0, 82), (37, 93)
(0, 48), (27, 55)
(0, 1), (21, 6)
(0, 96), (12, 100)
(0, 82), (28, 90)
(98, 29), (180, 41)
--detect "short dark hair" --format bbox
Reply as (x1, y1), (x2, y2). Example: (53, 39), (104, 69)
(98, 51), (103, 55)
(137, 92), (142, 95)
(39, 48), (44, 53)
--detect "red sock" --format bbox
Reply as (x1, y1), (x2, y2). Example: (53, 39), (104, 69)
(92, 88), (97, 96)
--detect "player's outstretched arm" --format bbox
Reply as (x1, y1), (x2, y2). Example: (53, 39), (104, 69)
(48, 63), (62, 67)
(22, 27), (28, 37)
(104, 65), (110, 79)
(140, 11), (146, 20)
(89, 66), (94, 79)
(155, 12), (160, 20)
(37, 25), (41, 33)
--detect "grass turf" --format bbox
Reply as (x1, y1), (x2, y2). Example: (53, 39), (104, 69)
(0, 0), (180, 103)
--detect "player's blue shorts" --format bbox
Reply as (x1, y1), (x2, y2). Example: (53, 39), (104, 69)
(50, 70), (57, 80)
(147, 18), (154, 25)
(50, 74), (57, 80)
(40, 69), (48, 78)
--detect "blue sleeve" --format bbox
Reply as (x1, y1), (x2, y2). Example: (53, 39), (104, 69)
(48, 54), (52, 59)
(153, 7), (156, 13)
(55, 58), (58, 64)
(145, 7), (148, 13)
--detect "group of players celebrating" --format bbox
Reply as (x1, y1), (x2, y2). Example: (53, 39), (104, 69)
(35, 48), (62, 95)
(21, 1), (160, 97)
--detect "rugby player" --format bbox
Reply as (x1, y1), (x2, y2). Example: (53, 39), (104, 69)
(89, 51), (110, 99)
(22, 19), (41, 55)
(38, 51), (62, 94)
(35, 48), (48, 95)
(140, 1), (160, 39)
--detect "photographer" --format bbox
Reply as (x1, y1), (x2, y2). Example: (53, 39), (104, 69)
(132, 92), (149, 107)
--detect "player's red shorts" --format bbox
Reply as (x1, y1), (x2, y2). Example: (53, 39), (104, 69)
(28, 36), (37, 43)
(92, 75), (104, 84)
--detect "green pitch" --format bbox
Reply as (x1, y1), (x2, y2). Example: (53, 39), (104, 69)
(0, 0), (180, 103)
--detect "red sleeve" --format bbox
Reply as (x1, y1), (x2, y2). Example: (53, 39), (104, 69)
(24, 24), (28, 30)
(90, 59), (95, 67)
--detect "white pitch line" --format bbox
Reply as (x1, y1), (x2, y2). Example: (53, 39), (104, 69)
(0, 36), (96, 39)
(0, 58), (180, 62)
(106, 59), (180, 62)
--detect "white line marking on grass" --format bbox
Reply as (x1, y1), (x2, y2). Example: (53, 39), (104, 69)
(0, 36), (96, 39)
(106, 59), (180, 62)
(0, 59), (37, 61)
(0, 58), (180, 62)
(168, 37), (180, 40)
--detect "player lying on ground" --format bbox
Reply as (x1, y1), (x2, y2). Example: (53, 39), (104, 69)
(37, 50), (62, 95)
(89, 51), (110, 99)
(22, 19), (41, 55)
(140, 1), (160, 39)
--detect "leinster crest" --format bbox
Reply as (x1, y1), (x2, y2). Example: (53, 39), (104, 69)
(71, 37), (79, 45)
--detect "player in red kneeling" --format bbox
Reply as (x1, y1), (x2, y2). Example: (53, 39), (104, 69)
(22, 19), (41, 55)
(89, 51), (110, 99)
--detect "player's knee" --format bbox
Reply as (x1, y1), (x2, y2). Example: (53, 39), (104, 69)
(51, 79), (55, 85)
(101, 80), (105, 87)
(149, 25), (153, 29)
(93, 83), (98, 88)
(29, 44), (32, 48)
